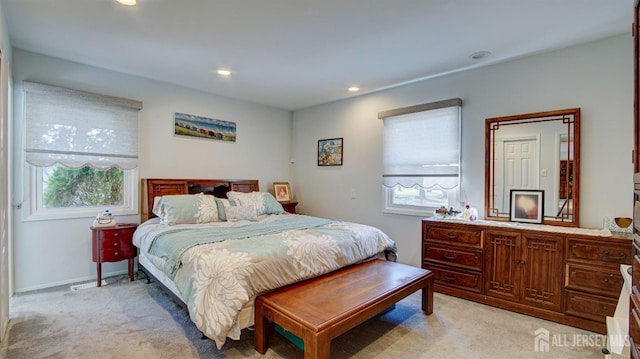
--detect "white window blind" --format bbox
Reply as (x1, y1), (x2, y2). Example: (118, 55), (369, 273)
(23, 82), (142, 169)
(380, 98), (461, 190)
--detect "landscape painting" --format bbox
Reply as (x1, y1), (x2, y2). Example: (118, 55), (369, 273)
(174, 112), (237, 142)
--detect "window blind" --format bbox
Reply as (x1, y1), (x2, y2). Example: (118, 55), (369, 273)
(380, 98), (461, 190)
(23, 81), (142, 169)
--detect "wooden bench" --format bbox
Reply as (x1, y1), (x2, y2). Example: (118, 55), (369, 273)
(254, 259), (434, 358)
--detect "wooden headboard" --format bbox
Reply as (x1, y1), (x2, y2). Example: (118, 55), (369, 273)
(141, 178), (259, 221)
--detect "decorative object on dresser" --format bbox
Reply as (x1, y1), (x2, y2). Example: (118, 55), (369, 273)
(91, 223), (138, 287)
(318, 137), (343, 166)
(509, 189), (544, 224)
(485, 108), (580, 227)
(422, 218), (632, 334)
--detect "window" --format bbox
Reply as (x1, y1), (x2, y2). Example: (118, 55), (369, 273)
(23, 82), (141, 220)
(379, 98), (461, 216)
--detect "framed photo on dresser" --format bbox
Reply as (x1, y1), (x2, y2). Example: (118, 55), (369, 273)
(509, 189), (544, 224)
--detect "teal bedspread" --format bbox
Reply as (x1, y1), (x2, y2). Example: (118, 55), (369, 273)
(147, 215), (334, 278)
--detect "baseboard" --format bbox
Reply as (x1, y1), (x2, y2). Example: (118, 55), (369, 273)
(14, 269), (131, 293)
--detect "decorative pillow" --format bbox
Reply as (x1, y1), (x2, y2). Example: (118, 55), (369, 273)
(225, 205), (258, 222)
(152, 196), (164, 218)
(215, 198), (239, 221)
(153, 193), (219, 225)
(227, 191), (285, 215)
(263, 192), (286, 214)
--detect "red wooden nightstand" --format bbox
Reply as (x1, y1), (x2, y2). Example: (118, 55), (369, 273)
(91, 223), (138, 287)
(280, 201), (298, 214)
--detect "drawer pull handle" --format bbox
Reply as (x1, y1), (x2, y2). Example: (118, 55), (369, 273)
(443, 273), (457, 282)
(604, 251), (626, 259)
(114, 232), (119, 237)
(113, 242), (118, 247)
(445, 232), (459, 239)
(602, 305), (609, 311)
(114, 252), (119, 256)
(443, 252), (458, 260)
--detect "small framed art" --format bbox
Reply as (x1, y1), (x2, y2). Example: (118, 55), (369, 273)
(273, 182), (292, 202)
(318, 138), (343, 166)
(510, 189), (544, 224)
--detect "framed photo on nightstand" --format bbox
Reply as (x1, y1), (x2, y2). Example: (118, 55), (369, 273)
(273, 182), (291, 202)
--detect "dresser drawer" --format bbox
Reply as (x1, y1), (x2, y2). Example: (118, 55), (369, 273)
(424, 225), (482, 248)
(426, 263), (483, 293)
(564, 289), (617, 322)
(566, 238), (632, 265)
(424, 244), (482, 271)
(565, 263), (624, 297)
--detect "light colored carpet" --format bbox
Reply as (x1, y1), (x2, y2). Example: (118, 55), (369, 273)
(0, 274), (608, 358)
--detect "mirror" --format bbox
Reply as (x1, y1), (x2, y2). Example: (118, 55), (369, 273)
(484, 108), (580, 227)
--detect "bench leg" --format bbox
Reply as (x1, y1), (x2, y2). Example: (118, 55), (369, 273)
(304, 334), (330, 359)
(254, 302), (270, 354)
(422, 278), (434, 315)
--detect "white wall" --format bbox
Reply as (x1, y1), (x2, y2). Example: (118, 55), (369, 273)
(0, 0), (12, 342)
(11, 49), (292, 292)
(291, 34), (633, 268)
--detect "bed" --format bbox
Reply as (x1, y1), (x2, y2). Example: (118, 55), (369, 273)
(133, 178), (397, 349)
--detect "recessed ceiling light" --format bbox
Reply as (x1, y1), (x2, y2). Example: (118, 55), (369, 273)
(348, 86), (360, 92)
(217, 69), (231, 76)
(469, 51), (491, 60)
(116, 0), (137, 5)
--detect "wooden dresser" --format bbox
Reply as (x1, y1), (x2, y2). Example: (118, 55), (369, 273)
(422, 218), (632, 333)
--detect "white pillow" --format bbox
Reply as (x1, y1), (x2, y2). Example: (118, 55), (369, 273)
(227, 191), (285, 215)
(225, 205), (258, 222)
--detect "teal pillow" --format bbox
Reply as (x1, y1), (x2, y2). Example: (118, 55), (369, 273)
(155, 193), (219, 225)
(263, 192), (286, 214)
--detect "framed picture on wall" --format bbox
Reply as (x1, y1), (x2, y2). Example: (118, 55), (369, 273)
(273, 182), (291, 202)
(318, 138), (343, 166)
(174, 112), (237, 142)
(509, 189), (544, 224)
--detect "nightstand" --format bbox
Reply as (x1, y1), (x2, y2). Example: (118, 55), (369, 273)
(91, 223), (138, 287)
(280, 201), (298, 214)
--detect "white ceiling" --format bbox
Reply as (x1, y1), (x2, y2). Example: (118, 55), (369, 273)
(2, 0), (631, 111)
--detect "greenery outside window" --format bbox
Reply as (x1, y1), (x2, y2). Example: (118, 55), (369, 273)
(379, 98), (462, 216)
(29, 164), (137, 220)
